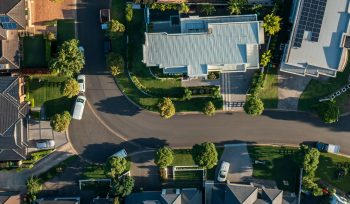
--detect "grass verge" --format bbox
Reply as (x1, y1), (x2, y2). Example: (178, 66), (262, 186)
(260, 67), (278, 109)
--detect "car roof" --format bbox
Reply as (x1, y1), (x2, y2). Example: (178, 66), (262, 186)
(77, 74), (85, 80)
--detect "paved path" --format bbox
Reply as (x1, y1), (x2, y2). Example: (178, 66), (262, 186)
(70, 0), (350, 165)
(217, 144), (253, 182)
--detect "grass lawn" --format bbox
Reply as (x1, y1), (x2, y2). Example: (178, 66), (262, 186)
(247, 146), (299, 192)
(57, 19), (76, 45)
(174, 170), (203, 181)
(316, 153), (350, 192)
(299, 62), (350, 112)
(28, 76), (74, 118)
(260, 67), (278, 109)
(172, 149), (196, 166)
(22, 35), (47, 68)
(83, 165), (106, 179)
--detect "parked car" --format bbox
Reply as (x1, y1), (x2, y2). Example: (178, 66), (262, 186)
(78, 46), (85, 64)
(72, 95), (86, 120)
(112, 149), (127, 158)
(217, 161), (230, 182)
(316, 142), (340, 153)
(104, 39), (111, 53)
(77, 74), (86, 93)
(36, 139), (55, 149)
(100, 9), (110, 30)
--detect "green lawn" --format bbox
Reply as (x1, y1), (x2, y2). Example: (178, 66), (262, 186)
(316, 153), (350, 192)
(260, 67), (278, 109)
(174, 170), (203, 180)
(22, 35), (47, 68)
(82, 165), (106, 179)
(299, 62), (350, 112)
(247, 146), (299, 192)
(28, 76), (74, 118)
(57, 19), (76, 45)
(172, 149), (196, 166)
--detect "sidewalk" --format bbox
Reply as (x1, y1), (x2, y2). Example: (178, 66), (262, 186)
(0, 142), (77, 192)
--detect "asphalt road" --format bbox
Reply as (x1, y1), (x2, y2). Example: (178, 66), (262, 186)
(71, 0), (350, 163)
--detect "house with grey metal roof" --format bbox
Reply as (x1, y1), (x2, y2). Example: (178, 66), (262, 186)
(0, 76), (29, 165)
(281, 0), (350, 77)
(143, 15), (264, 79)
(0, 0), (26, 71)
(125, 188), (202, 204)
(205, 182), (296, 204)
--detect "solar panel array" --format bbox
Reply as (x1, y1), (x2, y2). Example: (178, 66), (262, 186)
(0, 15), (17, 30)
(293, 0), (327, 48)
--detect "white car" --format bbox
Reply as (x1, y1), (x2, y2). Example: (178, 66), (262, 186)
(78, 46), (85, 64)
(112, 149), (127, 158)
(36, 139), (55, 149)
(217, 161), (230, 182)
(72, 95), (86, 120)
(77, 74), (86, 93)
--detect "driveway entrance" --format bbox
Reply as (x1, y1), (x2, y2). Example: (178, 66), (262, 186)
(220, 70), (255, 111)
(216, 144), (253, 182)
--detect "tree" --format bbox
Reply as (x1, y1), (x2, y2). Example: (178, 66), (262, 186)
(26, 176), (42, 202)
(63, 79), (80, 98)
(319, 100), (339, 123)
(158, 97), (175, 119)
(302, 148), (320, 177)
(50, 111), (71, 132)
(106, 53), (124, 76)
(49, 39), (84, 78)
(110, 176), (134, 197)
(46, 32), (56, 41)
(211, 87), (221, 98)
(244, 95), (264, 116)
(200, 4), (216, 15)
(260, 50), (272, 67)
(192, 142), (218, 169)
(105, 156), (128, 178)
(183, 88), (192, 101)
(203, 101), (216, 116)
(107, 20), (125, 39)
(228, 0), (247, 15)
(125, 4), (133, 22)
(263, 14), (282, 36)
(179, 2), (190, 14)
(154, 147), (174, 168)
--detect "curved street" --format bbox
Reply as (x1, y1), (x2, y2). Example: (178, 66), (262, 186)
(70, 0), (350, 163)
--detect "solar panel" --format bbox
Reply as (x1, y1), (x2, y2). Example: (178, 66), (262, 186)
(0, 16), (10, 23)
(293, 0), (328, 48)
(1, 22), (17, 29)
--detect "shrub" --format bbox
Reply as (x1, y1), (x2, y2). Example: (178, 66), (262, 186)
(63, 79), (80, 98)
(105, 156), (128, 178)
(192, 142), (218, 169)
(107, 53), (124, 71)
(318, 100), (339, 123)
(244, 95), (264, 116)
(179, 2), (190, 14)
(211, 87), (221, 98)
(154, 147), (174, 168)
(46, 32), (56, 41)
(200, 4), (216, 15)
(26, 176), (42, 202)
(125, 4), (133, 22)
(207, 72), (217, 80)
(158, 98), (175, 119)
(183, 88), (192, 100)
(50, 111), (71, 132)
(203, 101), (216, 116)
(107, 20), (125, 39)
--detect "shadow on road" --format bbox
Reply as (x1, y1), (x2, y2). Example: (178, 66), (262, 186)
(94, 95), (142, 116)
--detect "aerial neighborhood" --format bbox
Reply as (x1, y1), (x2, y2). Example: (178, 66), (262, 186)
(0, 0), (350, 203)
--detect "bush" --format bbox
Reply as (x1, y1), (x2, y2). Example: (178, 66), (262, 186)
(211, 87), (221, 98)
(203, 101), (216, 116)
(110, 176), (134, 197)
(107, 20), (125, 39)
(50, 111), (71, 132)
(107, 53), (125, 76)
(158, 98), (175, 119)
(26, 176), (42, 202)
(63, 79), (80, 98)
(155, 147), (174, 168)
(105, 156), (127, 178)
(318, 100), (339, 123)
(150, 3), (178, 11)
(200, 4), (216, 15)
(183, 88), (192, 101)
(244, 95), (264, 116)
(192, 142), (218, 169)
(46, 32), (56, 41)
(125, 4), (133, 22)
(207, 72), (217, 80)
(249, 72), (264, 95)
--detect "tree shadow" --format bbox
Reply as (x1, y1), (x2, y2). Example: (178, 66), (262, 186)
(94, 95), (141, 116)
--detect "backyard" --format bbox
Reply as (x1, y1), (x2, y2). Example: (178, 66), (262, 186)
(22, 35), (48, 68)
(28, 76), (74, 118)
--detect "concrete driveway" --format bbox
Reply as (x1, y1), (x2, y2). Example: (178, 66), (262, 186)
(217, 144), (253, 182)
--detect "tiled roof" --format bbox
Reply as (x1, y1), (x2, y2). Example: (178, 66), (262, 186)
(0, 33), (20, 69)
(225, 184), (257, 203)
(0, 0), (26, 29)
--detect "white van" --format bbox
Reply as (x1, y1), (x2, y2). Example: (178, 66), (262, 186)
(72, 95), (86, 120)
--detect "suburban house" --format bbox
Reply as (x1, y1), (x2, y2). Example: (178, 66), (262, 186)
(143, 14), (264, 80)
(125, 188), (202, 204)
(0, 191), (21, 204)
(0, 0), (28, 71)
(0, 76), (29, 166)
(205, 182), (297, 204)
(281, 0), (350, 77)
